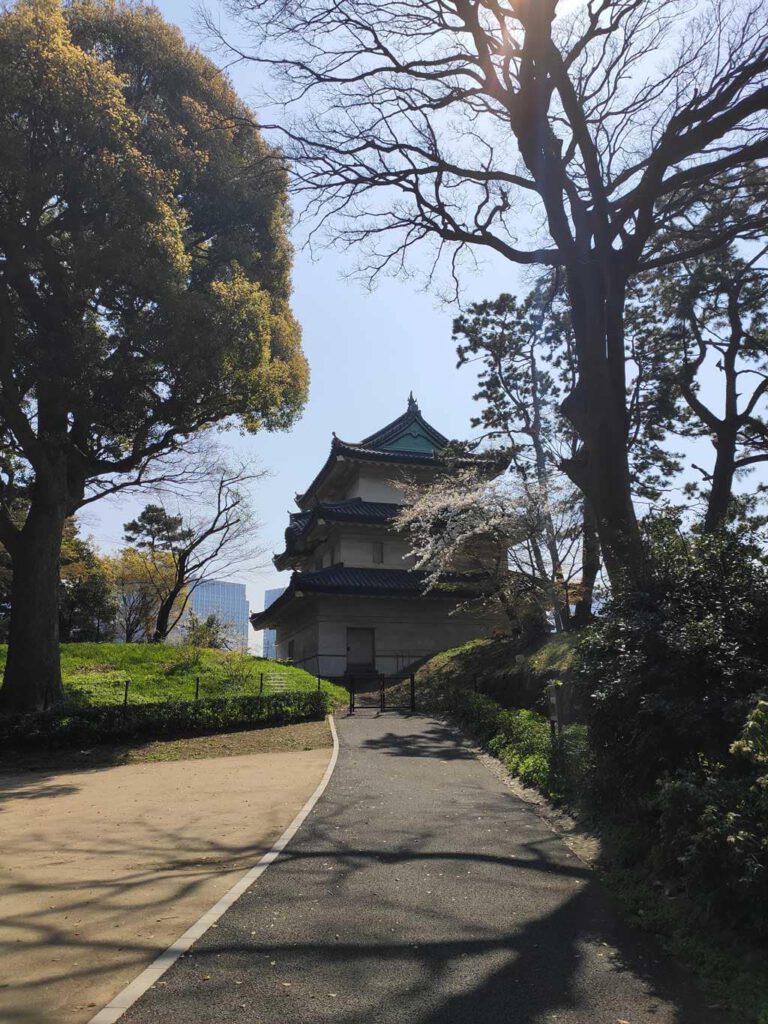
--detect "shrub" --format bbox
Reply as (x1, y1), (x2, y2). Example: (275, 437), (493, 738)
(495, 708), (551, 757)
(417, 682), (502, 743)
(0, 690), (329, 750)
(578, 522), (768, 944)
(519, 753), (551, 789)
(420, 683), (587, 805)
(578, 528), (768, 805)
(653, 701), (768, 942)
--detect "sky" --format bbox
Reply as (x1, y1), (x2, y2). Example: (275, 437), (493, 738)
(81, 0), (522, 646)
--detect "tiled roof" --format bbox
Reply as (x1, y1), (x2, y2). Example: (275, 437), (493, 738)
(296, 397), (454, 506)
(315, 498), (400, 520)
(299, 566), (430, 593)
(331, 439), (444, 462)
(275, 499), (403, 568)
(296, 440), (500, 508)
(250, 566), (488, 628)
(288, 510), (311, 530)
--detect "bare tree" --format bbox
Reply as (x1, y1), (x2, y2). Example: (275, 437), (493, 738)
(123, 459), (266, 643)
(210, 0), (768, 582)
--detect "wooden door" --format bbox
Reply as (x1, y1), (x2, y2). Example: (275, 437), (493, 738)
(347, 627), (375, 673)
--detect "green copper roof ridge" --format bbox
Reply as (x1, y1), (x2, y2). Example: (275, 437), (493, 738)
(359, 397), (449, 452)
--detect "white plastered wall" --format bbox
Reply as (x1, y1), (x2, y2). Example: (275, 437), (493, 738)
(274, 603), (319, 671)
(313, 596), (505, 677)
(338, 532), (414, 569)
(345, 470), (407, 503)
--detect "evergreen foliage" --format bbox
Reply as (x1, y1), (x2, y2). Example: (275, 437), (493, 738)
(578, 526), (768, 802)
(0, 0), (307, 711)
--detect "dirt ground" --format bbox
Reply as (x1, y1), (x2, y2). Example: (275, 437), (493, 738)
(0, 721), (333, 1024)
(0, 719), (333, 772)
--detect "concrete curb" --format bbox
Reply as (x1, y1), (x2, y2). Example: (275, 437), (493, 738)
(88, 715), (340, 1024)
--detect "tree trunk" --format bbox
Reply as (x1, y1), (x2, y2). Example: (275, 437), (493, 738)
(572, 499), (600, 627)
(152, 584), (184, 643)
(561, 394), (641, 582)
(152, 549), (189, 643)
(703, 431), (737, 533)
(0, 499), (67, 713)
(561, 265), (644, 586)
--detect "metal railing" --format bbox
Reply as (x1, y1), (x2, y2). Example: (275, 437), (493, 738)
(347, 673), (416, 714)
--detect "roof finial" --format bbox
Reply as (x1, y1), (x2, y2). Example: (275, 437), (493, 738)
(407, 391), (419, 412)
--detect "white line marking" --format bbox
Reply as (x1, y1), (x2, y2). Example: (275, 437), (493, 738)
(88, 715), (340, 1024)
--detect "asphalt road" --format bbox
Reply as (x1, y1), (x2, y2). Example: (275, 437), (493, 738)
(120, 712), (727, 1024)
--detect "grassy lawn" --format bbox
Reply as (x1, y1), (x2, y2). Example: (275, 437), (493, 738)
(0, 643), (348, 707)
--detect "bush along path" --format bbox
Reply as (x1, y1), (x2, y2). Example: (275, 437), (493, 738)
(413, 671), (768, 1024)
(0, 691), (330, 751)
(115, 712), (726, 1024)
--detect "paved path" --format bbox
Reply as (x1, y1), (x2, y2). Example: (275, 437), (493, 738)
(121, 713), (727, 1024)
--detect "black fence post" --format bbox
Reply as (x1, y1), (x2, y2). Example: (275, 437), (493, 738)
(123, 679), (130, 707)
(259, 673), (264, 696)
(317, 675), (321, 691)
(380, 676), (385, 713)
(410, 673), (416, 712)
(195, 676), (200, 702)
(349, 677), (355, 715)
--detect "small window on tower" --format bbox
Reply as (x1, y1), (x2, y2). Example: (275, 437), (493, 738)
(373, 541), (384, 564)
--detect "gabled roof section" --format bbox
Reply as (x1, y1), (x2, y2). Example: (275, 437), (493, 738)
(250, 566), (491, 629)
(359, 394), (449, 454)
(274, 499), (403, 569)
(295, 395), (499, 509)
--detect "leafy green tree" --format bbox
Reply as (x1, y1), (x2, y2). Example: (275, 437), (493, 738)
(0, 517), (115, 642)
(105, 547), (179, 644)
(59, 519), (116, 642)
(182, 612), (233, 651)
(123, 507), (192, 555)
(578, 520), (768, 804)
(0, 0), (307, 711)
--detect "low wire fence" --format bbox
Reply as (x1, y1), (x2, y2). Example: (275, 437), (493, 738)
(107, 669), (324, 708)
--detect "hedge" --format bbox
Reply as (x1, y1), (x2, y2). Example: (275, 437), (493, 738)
(0, 690), (329, 750)
(414, 676), (589, 806)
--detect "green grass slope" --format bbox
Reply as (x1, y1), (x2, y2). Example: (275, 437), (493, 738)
(0, 643), (348, 706)
(416, 633), (578, 711)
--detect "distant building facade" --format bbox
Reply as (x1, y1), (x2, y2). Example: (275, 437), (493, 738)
(250, 396), (506, 677)
(261, 587), (285, 658)
(189, 580), (250, 651)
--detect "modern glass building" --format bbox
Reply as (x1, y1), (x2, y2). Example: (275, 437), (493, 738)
(261, 587), (286, 659)
(189, 580), (250, 651)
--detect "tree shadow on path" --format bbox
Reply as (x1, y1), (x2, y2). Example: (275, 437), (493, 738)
(357, 720), (474, 759)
